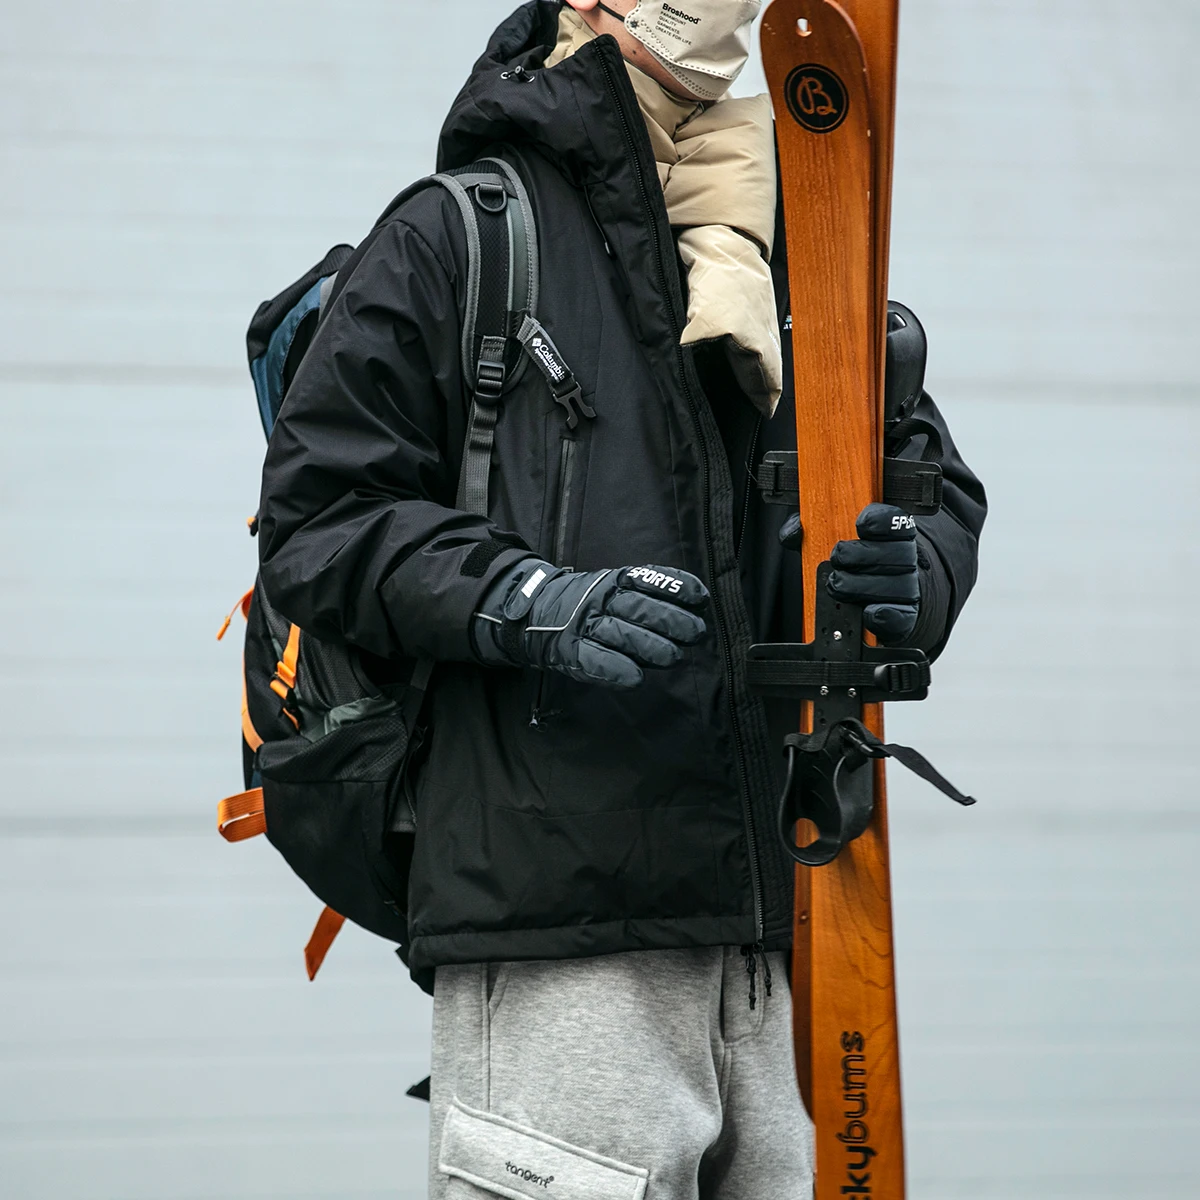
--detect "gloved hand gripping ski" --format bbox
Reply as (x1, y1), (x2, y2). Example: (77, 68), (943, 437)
(828, 503), (920, 644)
(779, 502), (921, 644)
(474, 561), (709, 689)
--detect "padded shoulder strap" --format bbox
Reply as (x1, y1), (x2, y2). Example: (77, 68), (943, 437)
(433, 157), (539, 397)
(478, 155), (540, 344)
(403, 157), (540, 744)
(431, 156), (538, 518)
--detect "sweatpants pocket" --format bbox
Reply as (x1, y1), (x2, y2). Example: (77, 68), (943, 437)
(439, 1099), (649, 1200)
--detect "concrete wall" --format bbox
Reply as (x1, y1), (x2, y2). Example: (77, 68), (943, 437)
(2, 2), (1196, 1196)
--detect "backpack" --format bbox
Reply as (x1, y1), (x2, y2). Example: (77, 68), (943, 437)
(215, 156), (576, 986)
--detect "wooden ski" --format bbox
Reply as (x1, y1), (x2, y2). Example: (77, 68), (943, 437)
(841, 0), (899, 456)
(761, 2), (904, 1197)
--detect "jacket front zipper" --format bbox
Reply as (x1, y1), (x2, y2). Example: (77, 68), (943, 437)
(598, 51), (766, 944)
(737, 416), (763, 560)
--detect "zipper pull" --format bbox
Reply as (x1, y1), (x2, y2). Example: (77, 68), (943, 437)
(584, 186), (613, 258)
(759, 945), (774, 1000)
(743, 945), (758, 1011)
(216, 587), (255, 642)
(742, 942), (773, 1011)
(501, 64), (537, 83)
(518, 315), (596, 430)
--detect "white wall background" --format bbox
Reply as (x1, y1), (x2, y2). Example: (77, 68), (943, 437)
(1, 2), (1196, 1197)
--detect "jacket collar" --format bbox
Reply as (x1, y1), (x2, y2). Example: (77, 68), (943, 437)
(437, 1), (654, 189)
(438, 2), (690, 370)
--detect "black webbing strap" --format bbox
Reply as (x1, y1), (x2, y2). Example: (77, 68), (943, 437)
(883, 458), (944, 515)
(885, 414), (943, 463)
(457, 335), (507, 514)
(746, 655), (930, 698)
(756, 450), (944, 517)
(755, 452), (799, 505)
(838, 719), (976, 807)
(879, 742), (976, 807)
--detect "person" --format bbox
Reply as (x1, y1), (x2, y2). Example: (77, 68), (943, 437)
(256, 1), (987, 1195)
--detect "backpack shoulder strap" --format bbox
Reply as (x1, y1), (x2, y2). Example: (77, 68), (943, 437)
(433, 157), (539, 399)
(431, 156), (538, 517)
(400, 157), (540, 741)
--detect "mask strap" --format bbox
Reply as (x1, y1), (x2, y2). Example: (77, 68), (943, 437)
(595, 2), (628, 25)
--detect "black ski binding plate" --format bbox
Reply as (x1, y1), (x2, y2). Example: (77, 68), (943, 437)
(746, 564), (930, 706)
(747, 563), (972, 867)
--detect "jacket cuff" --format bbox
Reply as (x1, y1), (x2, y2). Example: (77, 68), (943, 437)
(381, 539), (536, 664)
(469, 557), (547, 666)
(909, 532), (952, 659)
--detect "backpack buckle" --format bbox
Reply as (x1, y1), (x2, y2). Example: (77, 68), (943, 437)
(872, 660), (926, 697)
(474, 336), (508, 405)
(475, 358), (506, 405)
(553, 382), (596, 431)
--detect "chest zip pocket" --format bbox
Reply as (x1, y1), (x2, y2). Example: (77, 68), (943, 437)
(520, 315), (594, 570)
(518, 316), (596, 727)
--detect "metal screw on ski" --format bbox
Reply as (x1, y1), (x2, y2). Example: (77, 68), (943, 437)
(759, 3), (976, 1198)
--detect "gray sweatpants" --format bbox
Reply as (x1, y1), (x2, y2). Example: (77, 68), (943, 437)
(428, 947), (814, 1199)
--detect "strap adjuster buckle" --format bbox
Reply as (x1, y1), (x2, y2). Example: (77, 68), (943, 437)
(873, 660), (924, 696)
(756, 451), (799, 506)
(474, 358), (506, 405)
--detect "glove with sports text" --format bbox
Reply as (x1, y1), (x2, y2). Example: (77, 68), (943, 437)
(826, 503), (920, 644)
(473, 560), (709, 689)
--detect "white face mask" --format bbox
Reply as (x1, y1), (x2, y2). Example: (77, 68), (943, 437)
(596, 1), (762, 101)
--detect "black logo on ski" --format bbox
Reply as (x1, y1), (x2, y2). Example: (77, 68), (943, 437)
(784, 64), (848, 134)
(838, 1031), (878, 1189)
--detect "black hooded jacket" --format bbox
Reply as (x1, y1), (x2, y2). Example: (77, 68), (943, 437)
(257, 1), (987, 973)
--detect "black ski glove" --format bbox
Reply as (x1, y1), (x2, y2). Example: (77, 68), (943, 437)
(828, 503), (920, 644)
(472, 559), (710, 689)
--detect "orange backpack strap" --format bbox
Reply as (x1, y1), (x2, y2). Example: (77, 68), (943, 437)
(305, 907), (347, 981)
(217, 788), (266, 842)
(269, 624), (303, 728)
(217, 587), (255, 641)
(273, 624), (301, 690)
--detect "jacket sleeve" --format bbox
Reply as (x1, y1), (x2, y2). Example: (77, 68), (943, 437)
(904, 389), (988, 660)
(256, 213), (533, 662)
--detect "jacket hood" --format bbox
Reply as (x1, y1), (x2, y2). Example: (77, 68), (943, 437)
(437, 1), (652, 188)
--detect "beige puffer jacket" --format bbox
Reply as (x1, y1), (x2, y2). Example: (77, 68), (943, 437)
(547, 8), (781, 415)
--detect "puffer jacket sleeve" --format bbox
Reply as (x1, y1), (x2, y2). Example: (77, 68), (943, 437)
(904, 389), (988, 660)
(256, 212), (533, 662)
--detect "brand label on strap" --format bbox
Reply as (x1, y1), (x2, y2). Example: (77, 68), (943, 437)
(529, 335), (567, 385)
(517, 315), (595, 430)
(519, 317), (571, 390)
